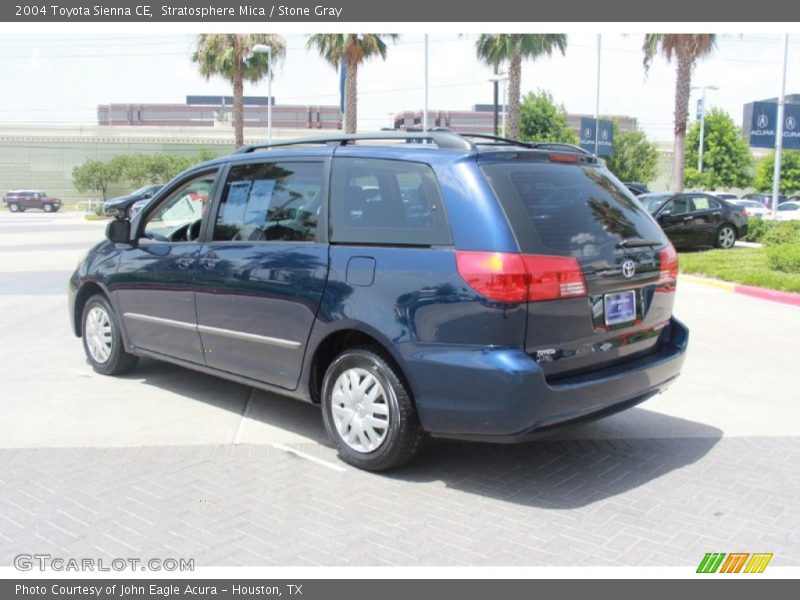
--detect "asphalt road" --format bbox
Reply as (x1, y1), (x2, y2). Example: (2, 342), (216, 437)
(0, 210), (798, 567)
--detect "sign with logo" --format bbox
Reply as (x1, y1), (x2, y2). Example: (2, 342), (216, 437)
(749, 101), (800, 150)
(579, 117), (614, 156)
(696, 98), (704, 121)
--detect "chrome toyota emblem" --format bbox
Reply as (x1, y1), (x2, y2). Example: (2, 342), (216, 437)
(621, 260), (636, 278)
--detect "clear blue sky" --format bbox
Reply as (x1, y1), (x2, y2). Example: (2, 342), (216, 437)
(0, 32), (797, 141)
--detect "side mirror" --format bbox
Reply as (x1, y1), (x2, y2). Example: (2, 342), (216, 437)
(659, 209), (672, 218)
(106, 219), (131, 244)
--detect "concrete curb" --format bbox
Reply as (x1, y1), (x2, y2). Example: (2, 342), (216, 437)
(681, 273), (800, 307)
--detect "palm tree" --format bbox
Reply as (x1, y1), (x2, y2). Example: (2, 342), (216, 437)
(643, 34), (717, 192)
(306, 34), (399, 134)
(475, 34), (567, 140)
(192, 34), (286, 147)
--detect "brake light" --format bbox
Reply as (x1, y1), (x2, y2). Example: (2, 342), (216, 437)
(549, 153), (581, 163)
(456, 251), (587, 303)
(658, 243), (679, 286)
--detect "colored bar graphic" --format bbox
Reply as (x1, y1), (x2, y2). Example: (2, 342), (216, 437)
(744, 553), (774, 573)
(720, 553), (749, 573)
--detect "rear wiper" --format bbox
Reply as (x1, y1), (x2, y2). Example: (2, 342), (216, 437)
(616, 238), (662, 249)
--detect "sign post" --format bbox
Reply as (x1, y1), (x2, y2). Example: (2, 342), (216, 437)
(771, 34), (789, 218)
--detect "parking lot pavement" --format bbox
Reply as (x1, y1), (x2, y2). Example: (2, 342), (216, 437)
(1, 210), (799, 566)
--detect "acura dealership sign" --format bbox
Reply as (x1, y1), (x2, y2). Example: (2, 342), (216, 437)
(748, 101), (800, 149)
(579, 117), (614, 156)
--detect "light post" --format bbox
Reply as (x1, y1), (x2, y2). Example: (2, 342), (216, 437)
(488, 73), (509, 137)
(252, 44), (273, 145)
(692, 84), (719, 173)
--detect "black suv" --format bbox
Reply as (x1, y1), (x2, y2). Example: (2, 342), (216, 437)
(69, 133), (688, 470)
(3, 190), (62, 213)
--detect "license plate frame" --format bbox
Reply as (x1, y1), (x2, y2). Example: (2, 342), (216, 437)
(604, 290), (637, 326)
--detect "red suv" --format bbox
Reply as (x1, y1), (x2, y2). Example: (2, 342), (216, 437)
(3, 189), (62, 213)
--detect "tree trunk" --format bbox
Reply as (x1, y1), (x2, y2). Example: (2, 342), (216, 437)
(506, 42), (522, 140)
(671, 51), (692, 192)
(232, 38), (245, 147)
(345, 57), (358, 134)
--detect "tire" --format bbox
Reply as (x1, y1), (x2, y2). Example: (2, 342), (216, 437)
(715, 223), (737, 249)
(42, 203), (53, 212)
(81, 294), (138, 375)
(321, 346), (424, 471)
(8, 203), (19, 213)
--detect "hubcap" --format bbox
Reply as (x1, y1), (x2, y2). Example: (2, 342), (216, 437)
(720, 227), (735, 248)
(85, 306), (112, 364)
(330, 368), (390, 453)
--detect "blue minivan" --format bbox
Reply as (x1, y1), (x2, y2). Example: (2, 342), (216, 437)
(69, 132), (688, 470)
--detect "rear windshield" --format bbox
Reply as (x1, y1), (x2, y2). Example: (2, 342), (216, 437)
(481, 161), (665, 258)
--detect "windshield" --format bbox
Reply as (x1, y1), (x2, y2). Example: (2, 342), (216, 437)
(639, 194), (672, 213)
(133, 184), (158, 196)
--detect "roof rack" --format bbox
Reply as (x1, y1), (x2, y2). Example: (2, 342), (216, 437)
(457, 133), (592, 156)
(233, 132), (475, 154)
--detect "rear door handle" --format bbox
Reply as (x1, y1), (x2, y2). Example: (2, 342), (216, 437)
(176, 255), (195, 269)
(199, 253), (221, 269)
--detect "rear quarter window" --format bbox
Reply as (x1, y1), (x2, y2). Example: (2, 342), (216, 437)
(480, 161), (665, 258)
(330, 157), (452, 246)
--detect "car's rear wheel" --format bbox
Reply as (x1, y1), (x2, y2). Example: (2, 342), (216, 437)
(8, 203), (19, 213)
(42, 203), (53, 212)
(81, 294), (138, 375)
(321, 347), (424, 471)
(715, 224), (736, 249)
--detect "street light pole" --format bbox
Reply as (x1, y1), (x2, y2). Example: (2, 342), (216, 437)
(252, 44), (273, 145)
(771, 34), (789, 218)
(595, 34), (601, 155)
(423, 34), (429, 132)
(489, 73), (509, 137)
(692, 84), (719, 173)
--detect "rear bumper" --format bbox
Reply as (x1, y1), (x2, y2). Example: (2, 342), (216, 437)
(398, 317), (688, 443)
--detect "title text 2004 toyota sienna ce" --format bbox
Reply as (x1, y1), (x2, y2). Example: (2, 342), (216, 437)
(68, 132), (688, 471)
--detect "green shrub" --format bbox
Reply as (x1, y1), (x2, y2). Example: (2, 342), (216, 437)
(761, 221), (800, 247)
(766, 243), (800, 274)
(744, 217), (771, 242)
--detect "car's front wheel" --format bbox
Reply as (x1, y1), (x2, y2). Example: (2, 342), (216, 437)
(715, 224), (737, 249)
(321, 347), (424, 471)
(42, 203), (53, 212)
(81, 294), (138, 375)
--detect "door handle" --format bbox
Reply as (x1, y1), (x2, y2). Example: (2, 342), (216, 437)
(176, 255), (195, 269)
(681, 216), (693, 221)
(199, 253), (221, 269)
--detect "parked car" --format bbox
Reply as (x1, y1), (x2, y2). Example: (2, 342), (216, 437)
(639, 192), (747, 249)
(788, 194), (800, 203)
(712, 192), (738, 202)
(774, 201), (800, 221)
(69, 132), (688, 471)
(103, 184), (164, 218)
(741, 192), (788, 209)
(623, 182), (650, 196)
(730, 199), (771, 219)
(3, 189), (62, 213)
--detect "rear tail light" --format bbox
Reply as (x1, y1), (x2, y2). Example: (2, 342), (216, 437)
(658, 243), (679, 286)
(456, 251), (587, 303)
(548, 153), (581, 164)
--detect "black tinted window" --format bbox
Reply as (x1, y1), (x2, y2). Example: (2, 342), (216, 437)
(481, 161), (665, 258)
(214, 161), (323, 242)
(330, 157), (451, 246)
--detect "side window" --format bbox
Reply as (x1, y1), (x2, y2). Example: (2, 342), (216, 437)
(213, 161), (323, 242)
(665, 197), (689, 214)
(330, 157), (451, 246)
(142, 172), (216, 242)
(689, 196), (718, 212)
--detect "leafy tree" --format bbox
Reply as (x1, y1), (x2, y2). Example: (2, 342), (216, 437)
(193, 34), (286, 147)
(643, 34), (717, 192)
(306, 34), (399, 134)
(475, 34), (567, 139)
(72, 159), (121, 201)
(754, 150), (800, 194)
(518, 90), (577, 144)
(683, 108), (752, 189)
(605, 122), (659, 184)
